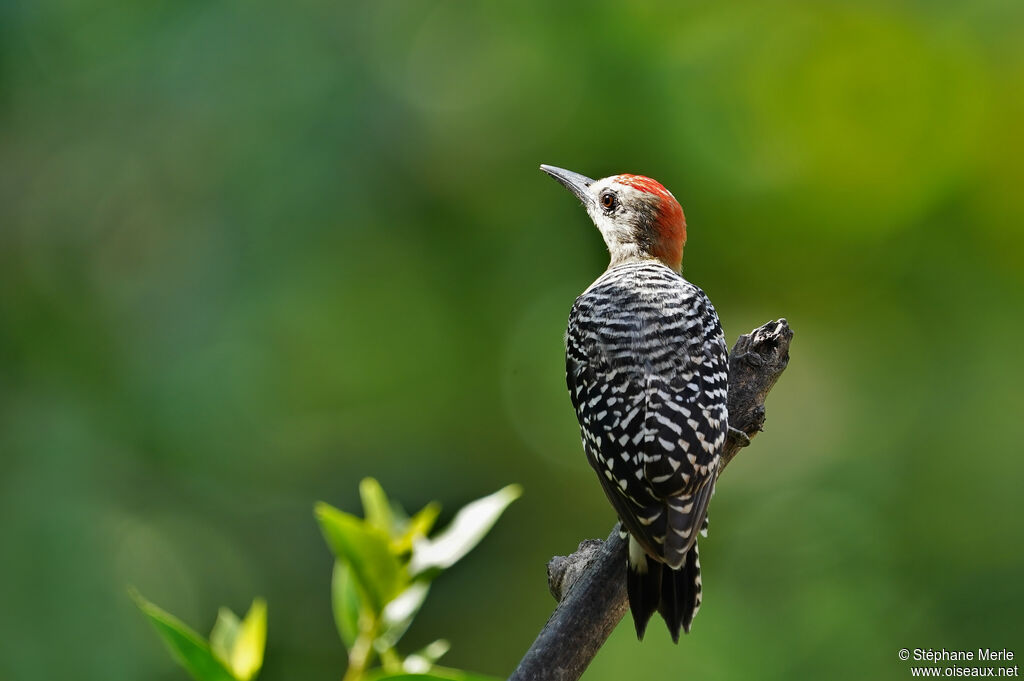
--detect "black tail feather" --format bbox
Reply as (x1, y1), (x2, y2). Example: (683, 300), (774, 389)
(626, 554), (662, 639)
(658, 544), (702, 641)
(629, 541), (703, 642)
(658, 560), (683, 643)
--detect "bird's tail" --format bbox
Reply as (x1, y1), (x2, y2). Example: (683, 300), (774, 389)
(626, 537), (703, 642)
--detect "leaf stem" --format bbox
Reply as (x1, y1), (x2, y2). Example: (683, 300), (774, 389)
(342, 615), (379, 681)
(379, 647), (402, 673)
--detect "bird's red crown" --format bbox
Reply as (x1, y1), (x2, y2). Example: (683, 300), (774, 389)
(614, 174), (687, 271)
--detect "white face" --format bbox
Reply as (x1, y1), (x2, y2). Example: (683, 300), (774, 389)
(583, 178), (661, 263)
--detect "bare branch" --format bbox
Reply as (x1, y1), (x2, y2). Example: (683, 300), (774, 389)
(509, 319), (793, 681)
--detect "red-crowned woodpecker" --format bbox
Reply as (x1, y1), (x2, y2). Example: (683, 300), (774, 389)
(541, 164), (729, 642)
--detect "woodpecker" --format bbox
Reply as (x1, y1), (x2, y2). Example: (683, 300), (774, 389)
(541, 164), (729, 642)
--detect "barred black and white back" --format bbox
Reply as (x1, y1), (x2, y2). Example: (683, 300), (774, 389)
(566, 260), (728, 640)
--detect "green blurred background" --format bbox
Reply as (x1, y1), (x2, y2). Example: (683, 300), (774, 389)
(2, 1), (1023, 679)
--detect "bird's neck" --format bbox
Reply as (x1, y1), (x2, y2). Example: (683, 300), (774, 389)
(608, 247), (681, 273)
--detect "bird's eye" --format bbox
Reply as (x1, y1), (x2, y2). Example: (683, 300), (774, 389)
(600, 192), (617, 211)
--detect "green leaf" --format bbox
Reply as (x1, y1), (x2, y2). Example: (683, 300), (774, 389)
(209, 608), (241, 669)
(130, 589), (236, 681)
(331, 561), (362, 648)
(376, 581), (430, 649)
(409, 485), (522, 576)
(229, 599), (266, 681)
(207, 600), (265, 681)
(315, 502), (406, 612)
(415, 639), (451, 664)
(359, 478), (394, 534)
(401, 639), (450, 673)
(392, 502), (441, 554)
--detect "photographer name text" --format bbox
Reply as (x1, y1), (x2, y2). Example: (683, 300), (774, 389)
(913, 650), (1015, 663)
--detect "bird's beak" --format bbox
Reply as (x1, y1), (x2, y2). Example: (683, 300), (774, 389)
(540, 164), (595, 207)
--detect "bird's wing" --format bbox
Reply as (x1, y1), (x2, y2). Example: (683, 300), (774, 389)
(566, 291), (678, 558)
(638, 289), (728, 565)
(639, 290), (728, 495)
(566, 327), (667, 556)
